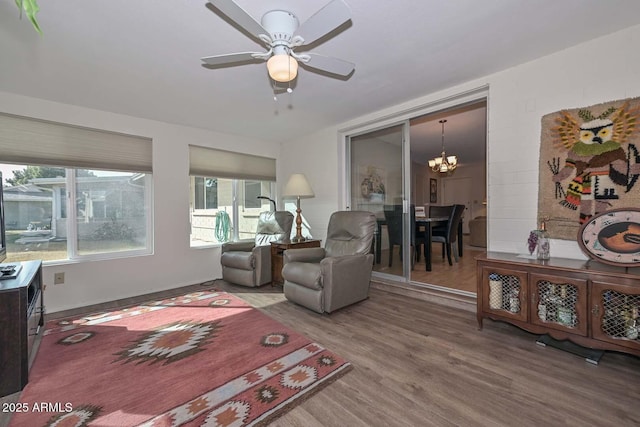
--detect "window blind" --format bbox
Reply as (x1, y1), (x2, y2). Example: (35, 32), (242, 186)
(0, 113), (152, 173)
(189, 145), (276, 181)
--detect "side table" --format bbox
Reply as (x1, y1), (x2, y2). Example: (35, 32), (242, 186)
(270, 240), (321, 285)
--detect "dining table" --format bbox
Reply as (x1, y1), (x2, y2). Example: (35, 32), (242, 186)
(375, 215), (462, 272)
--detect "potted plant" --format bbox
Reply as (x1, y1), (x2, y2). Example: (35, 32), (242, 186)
(15, 0), (42, 34)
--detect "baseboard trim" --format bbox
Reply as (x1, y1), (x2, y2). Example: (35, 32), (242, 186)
(46, 281), (217, 321)
(371, 279), (476, 312)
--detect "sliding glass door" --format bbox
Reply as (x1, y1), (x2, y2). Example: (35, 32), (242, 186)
(347, 122), (411, 281)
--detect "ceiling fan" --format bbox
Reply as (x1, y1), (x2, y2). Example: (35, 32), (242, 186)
(201, 0), (355, 84)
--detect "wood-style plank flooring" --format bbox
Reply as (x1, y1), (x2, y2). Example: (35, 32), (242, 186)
(374, 239), (485, 294)
(4, 278), (640, 426)
(222, 281), (640, 426)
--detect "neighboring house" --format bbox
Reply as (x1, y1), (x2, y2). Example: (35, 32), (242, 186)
(2, 183), (52, 231)
(27, 175), (147, 242)
(4, 175), (147, 247)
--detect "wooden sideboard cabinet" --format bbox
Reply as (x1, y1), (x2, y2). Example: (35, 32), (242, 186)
(477, 252), (640, 359)
(0, 260), (44, 397)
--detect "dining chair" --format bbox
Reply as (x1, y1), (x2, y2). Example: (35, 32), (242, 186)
(412, 205), (426, 263)
(431, 204), (465, 266)
(384, 205), (423, 269)
(383, 205), (405, 268)
(429, 205), (453, 243)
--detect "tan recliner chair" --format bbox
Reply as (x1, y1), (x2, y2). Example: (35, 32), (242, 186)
(220, 211), (293, 287)
(281, 211), (376, 313)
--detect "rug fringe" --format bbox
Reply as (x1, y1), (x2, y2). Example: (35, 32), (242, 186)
(250, 362), (353, 427)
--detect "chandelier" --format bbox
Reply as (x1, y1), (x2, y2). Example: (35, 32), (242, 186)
(428, 119), (458, 174)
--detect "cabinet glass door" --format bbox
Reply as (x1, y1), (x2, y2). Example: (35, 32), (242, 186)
(530, 273), (588, 336)
(482, 267), (528, 322)
(591, 281), (640, 349)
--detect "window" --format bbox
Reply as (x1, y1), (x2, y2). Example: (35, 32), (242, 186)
(0, 113), (153, 263)
(194, 177), (218, 210)
(188, 145), (276, 247)
(75, 169), (149, 256)
(1, 164), (151, 262)
(190, 177), (274, 246)
(244, 181), (261, 209)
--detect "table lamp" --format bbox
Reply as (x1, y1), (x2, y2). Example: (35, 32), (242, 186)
(282, 173), (315, 242)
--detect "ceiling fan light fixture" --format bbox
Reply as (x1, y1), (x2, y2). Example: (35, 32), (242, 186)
(267, 54), (298, 82)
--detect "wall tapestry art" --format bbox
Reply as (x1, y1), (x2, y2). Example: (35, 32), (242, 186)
(538, 97), (640, 240)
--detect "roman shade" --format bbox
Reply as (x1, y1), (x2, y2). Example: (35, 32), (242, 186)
(0, 113), (152, 173)
(188, 145), (276, 181)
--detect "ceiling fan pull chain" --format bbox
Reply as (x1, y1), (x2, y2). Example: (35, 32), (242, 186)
(287, 53), (294, 93)
(272, 79), (278, 102)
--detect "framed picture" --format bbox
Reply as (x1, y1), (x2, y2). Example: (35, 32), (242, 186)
(578, 208), (640, 267)
(358, 165), (386, 204)
(429, 178), (437, 203)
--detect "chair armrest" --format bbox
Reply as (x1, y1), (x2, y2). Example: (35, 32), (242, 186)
(320, 254), (372, 276)
(320, 253), (374, 313)
(283, 247), (326, 264)
(252, 245), (272, 285)
(221, 239), (255, 253)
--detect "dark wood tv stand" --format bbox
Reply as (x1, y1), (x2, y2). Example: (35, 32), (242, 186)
(0, 260), (44, 397)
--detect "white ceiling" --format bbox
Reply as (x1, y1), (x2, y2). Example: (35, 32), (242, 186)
(1, 0), (640, 154)
(410, 101), (486, 167)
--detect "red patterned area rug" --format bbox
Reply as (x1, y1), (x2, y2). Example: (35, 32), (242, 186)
(10, 289), (351, 426)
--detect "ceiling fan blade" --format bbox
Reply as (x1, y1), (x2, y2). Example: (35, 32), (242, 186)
(201, 52), (263, 66)
(294, 0), (351, 45)
(207, 0), (267, 38)
(302, 53), (355, 76)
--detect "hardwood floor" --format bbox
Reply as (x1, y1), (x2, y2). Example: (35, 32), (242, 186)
(4, 280), (640, 426)
(216, 281), (640, 427)
(374, 238), (485, 294)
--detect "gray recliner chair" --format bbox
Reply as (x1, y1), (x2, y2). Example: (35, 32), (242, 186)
(281, 211), (376, 313)
(220, 211), (293, 287)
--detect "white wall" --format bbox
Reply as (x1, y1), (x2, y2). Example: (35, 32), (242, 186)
(277, 127), (340, 243)
(412, 161), (486, 218)
(280, 23), (640, 260)
(0, 91), (279, 313)
(5, 24), (639, 311)
(485, 24), (640, 257)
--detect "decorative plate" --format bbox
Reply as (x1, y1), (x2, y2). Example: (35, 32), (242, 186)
(578, 208), (640, 267)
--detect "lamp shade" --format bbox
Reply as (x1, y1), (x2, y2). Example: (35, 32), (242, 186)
(283, 173), (315, 198)
(267, 54), (298, 82)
